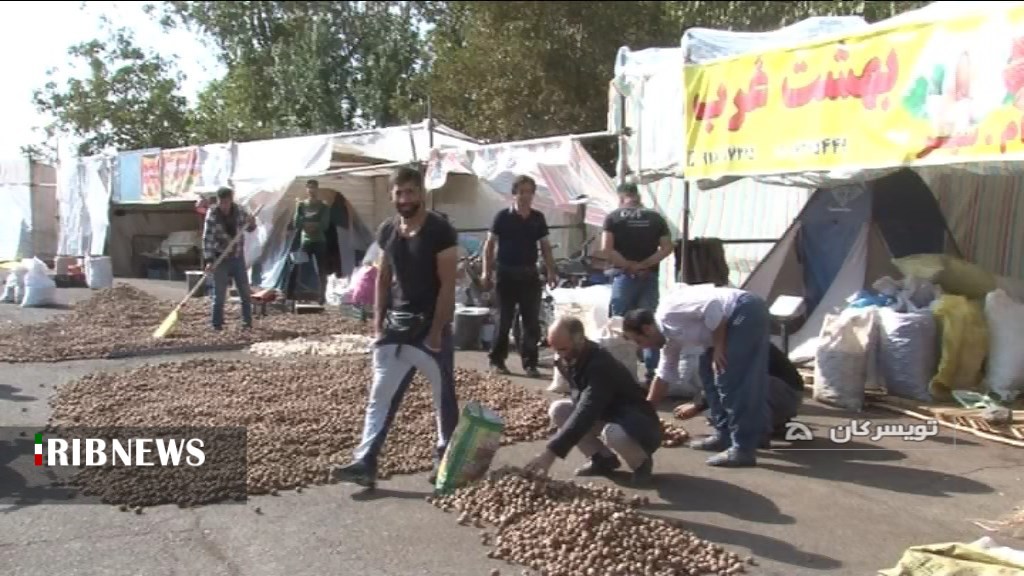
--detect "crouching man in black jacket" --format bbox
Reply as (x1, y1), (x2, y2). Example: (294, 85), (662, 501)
(524, 317), (662, 486)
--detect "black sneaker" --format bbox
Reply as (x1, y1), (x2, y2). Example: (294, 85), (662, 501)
(331, 460), (377, 489)
(574, 453), (621, 477)
(632, 457), (654, 486)
(489, 362), (511, 375)
(524, 366), (541, 378)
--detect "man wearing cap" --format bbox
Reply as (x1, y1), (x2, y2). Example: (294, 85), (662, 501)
(601, 182), (674, 384)
(202, 186), (257, 330)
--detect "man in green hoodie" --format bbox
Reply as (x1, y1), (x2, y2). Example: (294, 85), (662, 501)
(292, 179), (331, 304)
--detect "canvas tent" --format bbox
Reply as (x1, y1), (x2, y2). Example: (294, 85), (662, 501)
(0, 158), (59, 262)
(742, 170), (959, 362)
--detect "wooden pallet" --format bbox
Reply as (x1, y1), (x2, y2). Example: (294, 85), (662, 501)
(798, 366), (1024, 447)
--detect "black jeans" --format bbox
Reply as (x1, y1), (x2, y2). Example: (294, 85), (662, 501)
(490, 266), (541, 369)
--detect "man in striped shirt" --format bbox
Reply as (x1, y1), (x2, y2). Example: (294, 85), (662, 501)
(203, 186), (257, 331)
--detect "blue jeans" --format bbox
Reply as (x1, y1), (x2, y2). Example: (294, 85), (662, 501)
(698, 293), (771, 453)
(211, 256), (253, 329)
(609, 272), (660, 379)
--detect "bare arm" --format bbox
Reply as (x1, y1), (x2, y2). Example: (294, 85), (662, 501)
(539, 237), (557, 277)
(639, 235), (674, 271)
(600, 230), (633, 269)
(647, 338), (682, 405)
(482, 232), (496, 279)
(374, 256), (392, 335)
(430, 246), (458, 336)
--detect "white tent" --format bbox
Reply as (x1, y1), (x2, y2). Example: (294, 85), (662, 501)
(0, 158), (59, 262)
(58, 119), (614, 287)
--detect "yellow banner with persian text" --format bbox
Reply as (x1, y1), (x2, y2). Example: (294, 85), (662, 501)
(683, 7), (1024, 180)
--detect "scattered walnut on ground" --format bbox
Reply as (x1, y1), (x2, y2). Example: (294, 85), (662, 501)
(0, 284), (373, 362)
(48, 357), (552, 508)
(431, 467), (753, 576)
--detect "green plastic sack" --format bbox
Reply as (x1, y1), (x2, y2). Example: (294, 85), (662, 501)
(434, 401), (504, 494)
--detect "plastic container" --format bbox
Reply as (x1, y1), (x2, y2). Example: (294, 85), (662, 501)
(454, 307), (490, 350)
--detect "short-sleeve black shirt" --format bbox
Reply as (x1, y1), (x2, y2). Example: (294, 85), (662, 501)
(377, 211), (458, 318)
(490, 207), (549, 268)
(602, 207), (670, 263)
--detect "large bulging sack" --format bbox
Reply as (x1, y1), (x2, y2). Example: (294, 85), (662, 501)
(877, 308), (938, 402)
(814, 309), (878, 411)
(85, 256), (113, 289)
(929, 294), (988, 400)
(20, 257), (57, 308)
(893, 254), (996, 300)
(435, 402), (504, 494)
(983, 289), (1024, 403)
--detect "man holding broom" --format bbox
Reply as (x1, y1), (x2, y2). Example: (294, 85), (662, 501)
(203, 186), (258, 331)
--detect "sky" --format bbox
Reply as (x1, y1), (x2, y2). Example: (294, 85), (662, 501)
(0, 1), (223, 159)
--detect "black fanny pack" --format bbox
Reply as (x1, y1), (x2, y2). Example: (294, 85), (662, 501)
(383, 310), (431, 345)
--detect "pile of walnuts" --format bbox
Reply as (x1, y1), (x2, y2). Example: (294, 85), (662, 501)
(430, 467), (755, 576)
(661, 419), (691, 447)
(0, 284), (373, 362)
(48, 357), (553, 508)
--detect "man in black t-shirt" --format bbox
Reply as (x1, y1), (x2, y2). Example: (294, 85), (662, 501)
(481, 175), (557, 378)
(332, 166), (460, 490)
(601, 183), (673, 384)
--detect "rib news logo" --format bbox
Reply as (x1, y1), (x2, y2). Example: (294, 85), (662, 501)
(33, 432), (206, 467)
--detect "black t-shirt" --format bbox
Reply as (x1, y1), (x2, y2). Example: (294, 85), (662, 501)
(377, 211), (458, 318)
(490, 207), (549, 268)
(602, 207), (670, 263)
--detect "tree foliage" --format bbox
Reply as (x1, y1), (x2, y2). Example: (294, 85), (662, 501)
(31, 21), (191, 156)
(31, 1), (932, 157)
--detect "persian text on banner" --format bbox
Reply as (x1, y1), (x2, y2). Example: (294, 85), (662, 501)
(683, 7), (1024, 180)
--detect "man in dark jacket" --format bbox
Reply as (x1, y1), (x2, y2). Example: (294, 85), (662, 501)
(524, 317), (662, 486)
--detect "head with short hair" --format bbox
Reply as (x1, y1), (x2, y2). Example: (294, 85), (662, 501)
(305, 179), (320, 201)
(511, 174), (537, 211)
(215, 186), (234, 211)
(390, 165), (425, 219)
(548, 316), (588, 361)
(617, 182), (641, 207)
(621, 308), (664, 350)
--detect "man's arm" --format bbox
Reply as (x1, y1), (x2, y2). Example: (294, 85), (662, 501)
(430, 246), (458, 337)
(202, 211), (218, 265)
(374, 255), (392, 335)
(647, 337), (683, 404)
(547, 380), (614, 459)
(639, 234), (674, 272)
(239, 205), (257, 233)
(482, 232), (497, 279)
(539, 237), (557, 279)
(600, 230), (633, 270)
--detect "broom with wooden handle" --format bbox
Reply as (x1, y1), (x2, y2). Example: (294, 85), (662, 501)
(153, 204), (264, 339)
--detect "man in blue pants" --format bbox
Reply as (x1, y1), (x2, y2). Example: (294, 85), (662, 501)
(202, 186), (257, 331)
(333, 166), (460, 489)
(601, 183), (673, 385)
(623, 285), (771, 467)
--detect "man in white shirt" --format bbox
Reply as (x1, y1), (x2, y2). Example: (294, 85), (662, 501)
(622, 285), (771, 467)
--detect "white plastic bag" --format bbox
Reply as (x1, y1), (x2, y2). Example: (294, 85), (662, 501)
(20, 258), (57, 308)
(877, 307), (937, 402)
(2, 266), (26, 304)
(84, 256), (113, 289)
(599, 317), (639, 382)
(983, 289), (1024, 403)
(814, 309), (878, 411)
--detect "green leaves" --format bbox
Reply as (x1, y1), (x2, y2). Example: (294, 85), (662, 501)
(32, 1), (931, 158)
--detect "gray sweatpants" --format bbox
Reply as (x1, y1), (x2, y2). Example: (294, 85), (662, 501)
(353, 331), (459, 469)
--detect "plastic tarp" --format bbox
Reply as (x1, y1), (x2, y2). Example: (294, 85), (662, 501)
(425, 138), (618, 227)
(0, 158), (32, 261)
(56, 153), (111, 257)
(231, 134), (337, 289)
